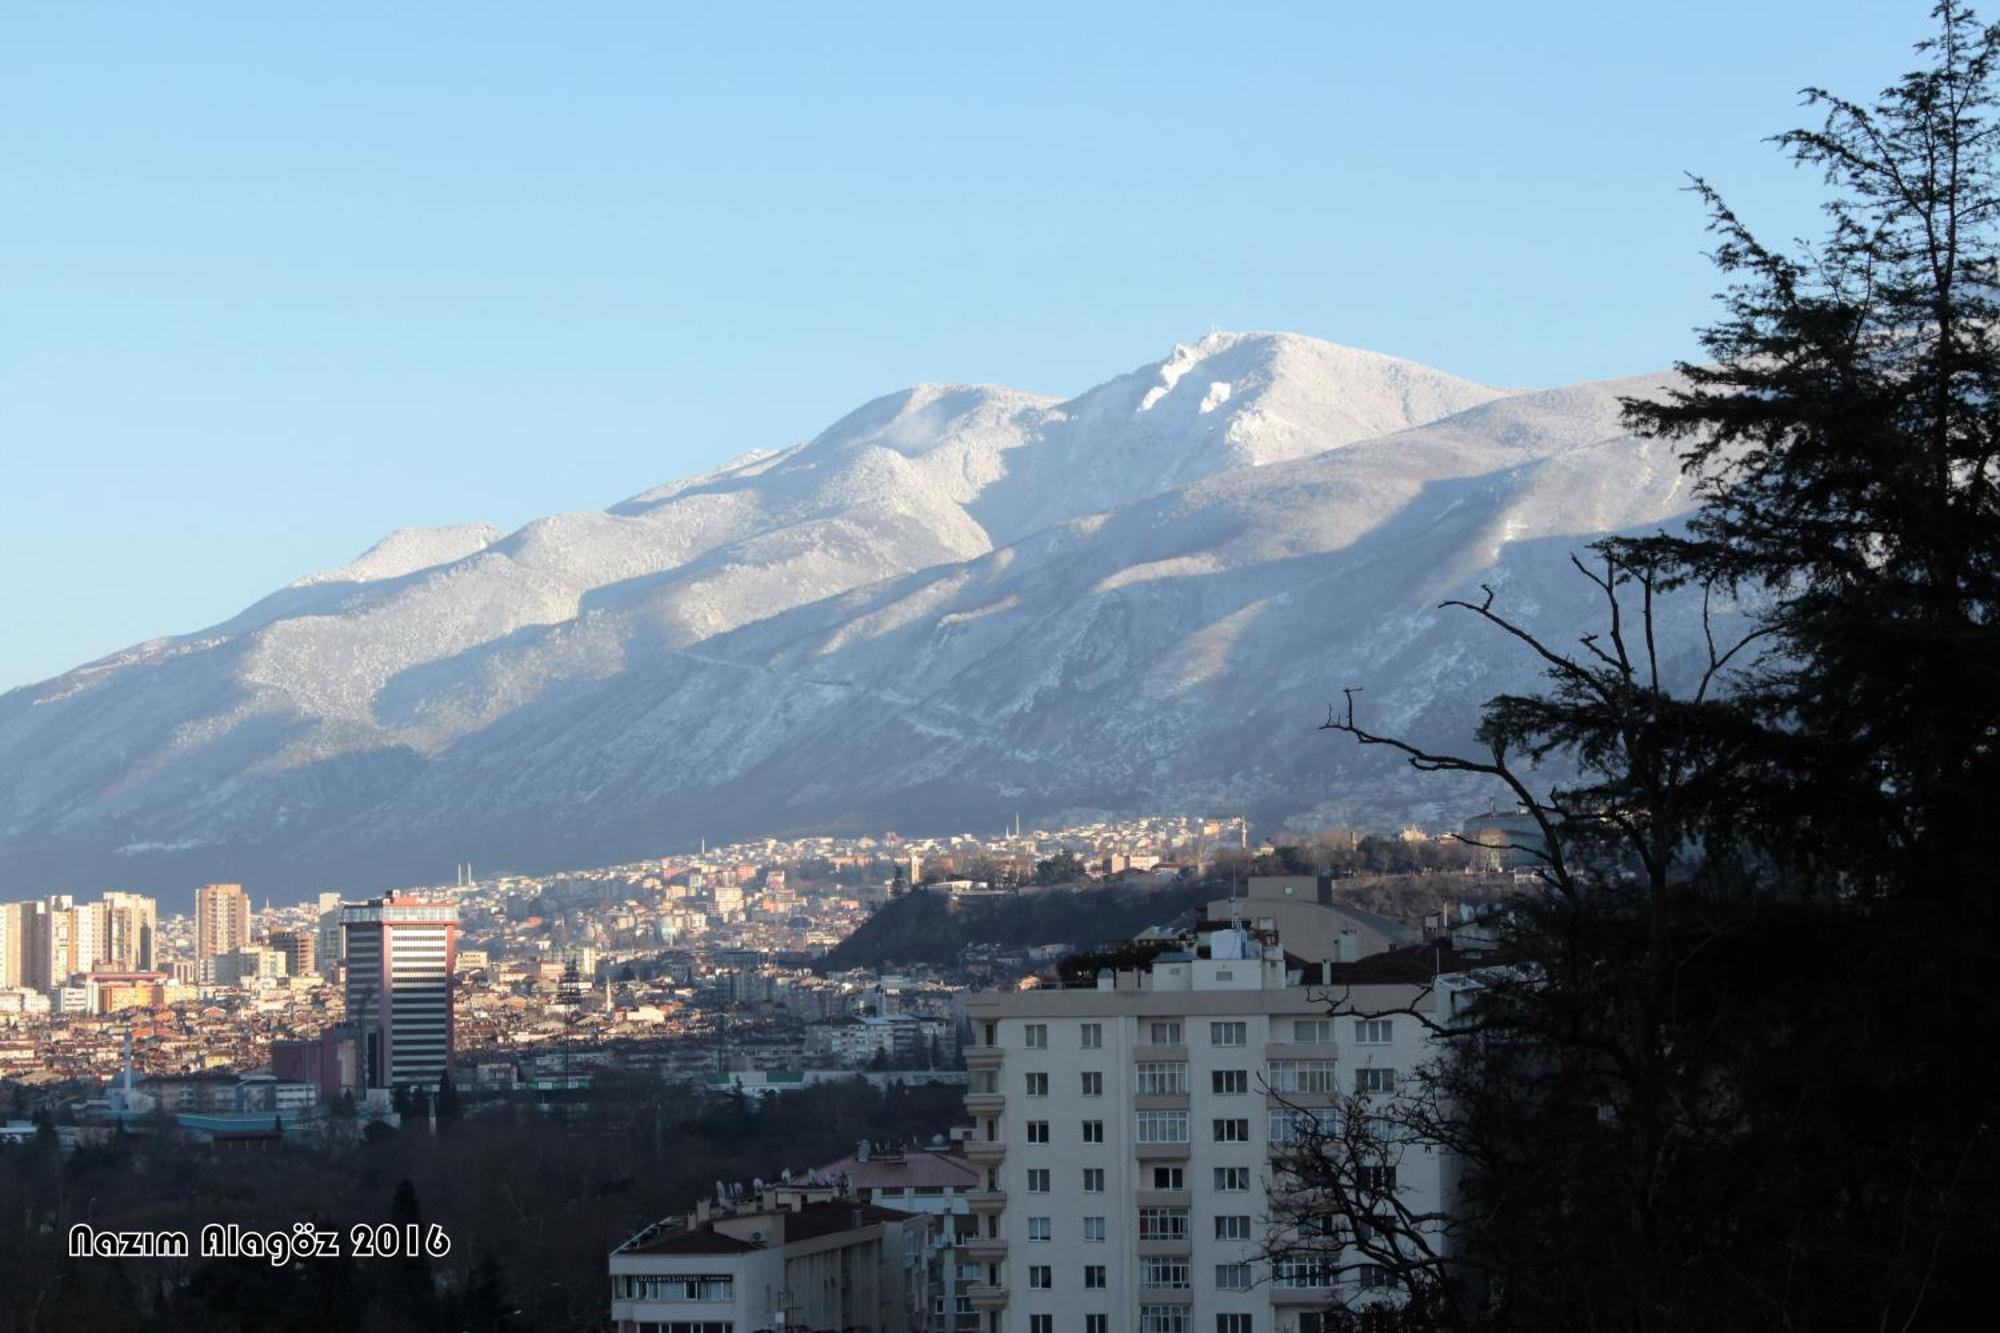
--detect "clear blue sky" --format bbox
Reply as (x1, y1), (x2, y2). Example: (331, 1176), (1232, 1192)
(0, 0), (1935, 690)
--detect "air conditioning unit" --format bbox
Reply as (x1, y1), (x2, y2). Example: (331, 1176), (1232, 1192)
(749, 1228), (769, 1244)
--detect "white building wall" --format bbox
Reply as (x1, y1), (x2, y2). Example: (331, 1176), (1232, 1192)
(965, 951), (1448, 1333)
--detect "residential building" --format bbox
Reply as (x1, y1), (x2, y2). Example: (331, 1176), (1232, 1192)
(98, 891), (157, 972)
(314, 891), (344, 973)
(959, 926), (1455, 1333)
(269, 928), (316, 979)
(0, 900), (45, 990)
(342, 893), (458, 1089)
(810, 1139), (984, 1332)
(195, 883), (252, 967)
(611, 1183), (920, 1333)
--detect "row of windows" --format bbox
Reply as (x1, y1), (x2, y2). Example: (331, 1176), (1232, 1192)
(1047, 1165), (1255, 1191)
(1018, 1019), (1395, 1049)
(1025, 1212), (1253, 1240)
(1025, 1315), (1393, 1333)
(1021, 1064), (1398, 1098)
(613, 1275), (734, 1301)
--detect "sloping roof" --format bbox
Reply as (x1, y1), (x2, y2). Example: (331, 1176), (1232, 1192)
(809, 1150), (980, 1191)
(623, 1226), (762, 1257)
(1317, 941), (1503, 985)
(619, 1198), (916, 1257)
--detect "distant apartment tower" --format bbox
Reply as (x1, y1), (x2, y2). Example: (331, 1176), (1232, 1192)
(99, 891), (157, 972)
(314, 892), (344, 973)
(0, 900), (47, 989)
(195, 883), (252, 965)
(342, 893), (458, 1089)
(268, 929), (316, 979)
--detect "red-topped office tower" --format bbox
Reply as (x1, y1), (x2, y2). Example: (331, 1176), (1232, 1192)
(340, 892), (458, 1090)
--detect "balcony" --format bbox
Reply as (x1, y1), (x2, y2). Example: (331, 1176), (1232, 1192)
(1270, 1284), (1336, 1305)
(962, 1235), (1008, 1263)
(967, 1188), (1007, 1215)
(1135, 1140), (1191, 1161)
(1133, 1092), (1189, 1111)
(1137, 1237), (1193, 1259)
(965, 1138), (1006, 1166)
(1133, 1043), (1188, 1062)
(967, 1284), (1009, 1311)
(964, 1045), (1004, 1070)
(1135, 1189), (1190, 1209)
(963, 1091), (1006, 1117)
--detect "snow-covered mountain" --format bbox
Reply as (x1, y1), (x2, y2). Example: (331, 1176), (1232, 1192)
(0, 332), (1704, 907)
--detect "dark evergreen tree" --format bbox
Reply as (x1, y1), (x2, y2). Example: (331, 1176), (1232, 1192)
(1300, 6), (2000, 1327)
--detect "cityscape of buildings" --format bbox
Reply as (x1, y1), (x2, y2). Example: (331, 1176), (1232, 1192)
(1, 813), (1516, 1329)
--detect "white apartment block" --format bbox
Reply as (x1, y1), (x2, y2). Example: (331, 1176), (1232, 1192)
(960, 929), (1453, 1333)
(610, 1184), (923, 1333)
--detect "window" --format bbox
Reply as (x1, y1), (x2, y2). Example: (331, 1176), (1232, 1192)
(1135, 1110), (1189, 1143)
(1082, 1119), (1104, 1143)
(1027, 1168), (1050, 1192)
(1027, 1119), (1050, 1143)
(1355, 1018), (1393, 1045)
(1028, 1216), (1051, 1241)
(1031, 1317), (1053, 1333)
(1138, 1206), (1190, 1240)
(1273, 1256), (1336, 1288)
(1141, 1309), (1190, 1333)
(1216, 1263), (1253, 1290)
(1355, 1067), (1398, 1094)
(1081, 1070), (1103, 1096)
(1087, 1317), (1109, 1333)
(1084, 1216), (1105, 1241)
(1147, 1020), (1184, 1045)
(1081, 1022), (1103, 1049)
(1356, 1264), (1388, 1289)
(1357, 1163), (1398, 1192)
(1269, 1107), (1331, 1144)
(1136, 1061), (1188, 1095)
(1025, 1071), (1049, 1096)
(1267, 1059), (1339, 1094)
(1083, 1167), (1105, 1192)
(1024, 1023), (1048, 1048)
(1212, 1068), (1248, 1095)
(1210, 1020), (1247, 1046)
(1214, 1214), (1252, 1240)
(1214, 1166), (1251, 1191)
(1028, 1265), (1052, 1289)
(1140, 1257), (1191, 1289)
(1151, 1165), (1184, 1190)
(1292, 1019), (1335, 1044)
(1212, 1117), (1250, 1143)
(1085, 1264), (1106, 1289)
(1218, 1315), (1254, 1333)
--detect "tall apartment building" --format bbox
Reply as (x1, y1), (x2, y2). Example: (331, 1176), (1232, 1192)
(268, 928), (316, 979)
(960, 929), (1456, 1333)
(341, 893), (457, 1090)
(314, 892), (344, 973)
(99, 891), (157, 972)
(0, 900), (45, 989)
(195, 883), (252, 966)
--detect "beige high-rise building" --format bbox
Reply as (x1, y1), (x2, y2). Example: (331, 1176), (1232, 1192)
(269, 928), (316, 979)
(195, 883), (251, 965)
(98, 891), (157, 971)
(0, 900), (48, 990)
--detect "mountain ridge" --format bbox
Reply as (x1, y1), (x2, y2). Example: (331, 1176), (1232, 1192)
(0, 334), (1705, 909)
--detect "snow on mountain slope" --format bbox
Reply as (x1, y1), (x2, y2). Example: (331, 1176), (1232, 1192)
(0, 337), (1703, 905)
